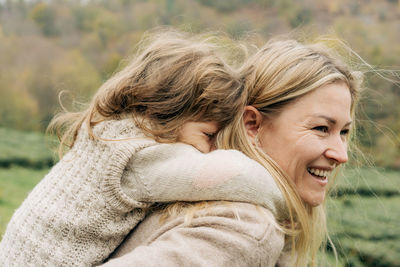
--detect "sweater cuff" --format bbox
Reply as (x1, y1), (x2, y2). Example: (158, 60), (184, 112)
(102, 139), (156, 212)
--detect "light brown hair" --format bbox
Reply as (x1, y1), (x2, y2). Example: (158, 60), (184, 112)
(217, 38), (363, 266)
(48, 30), (245, 153)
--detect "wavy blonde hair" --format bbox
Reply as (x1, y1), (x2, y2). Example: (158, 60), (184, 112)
(48, 29), (245, 153)
(216, 39), (363, 266)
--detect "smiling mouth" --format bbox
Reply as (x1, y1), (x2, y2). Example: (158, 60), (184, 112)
(307, 168), (331, 181)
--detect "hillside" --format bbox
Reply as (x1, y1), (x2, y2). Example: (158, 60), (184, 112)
(1, 0), (399, 167)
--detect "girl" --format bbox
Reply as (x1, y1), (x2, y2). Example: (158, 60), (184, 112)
(0, 30), (285, 266)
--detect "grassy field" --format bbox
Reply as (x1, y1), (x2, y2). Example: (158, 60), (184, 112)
(0, 128), (399, 266)
(0, 128), (56, 168)
(327, 169), (400, 266)
(0, 167), (48, 234)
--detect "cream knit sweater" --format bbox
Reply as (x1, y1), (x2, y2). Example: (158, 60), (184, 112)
(102, 202), (292, 267)
(0, 119), (285, 266)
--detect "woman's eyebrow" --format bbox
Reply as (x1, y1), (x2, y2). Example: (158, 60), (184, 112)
(312, 114), (352, 127)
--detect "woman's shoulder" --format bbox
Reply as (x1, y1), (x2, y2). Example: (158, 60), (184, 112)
(188, 201), (284, 241)
(107, 201), (286, 266)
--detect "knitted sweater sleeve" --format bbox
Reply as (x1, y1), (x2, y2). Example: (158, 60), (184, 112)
(121, 143), (286, 218)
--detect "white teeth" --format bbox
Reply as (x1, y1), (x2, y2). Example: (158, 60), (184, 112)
(307, 168), (332, 178)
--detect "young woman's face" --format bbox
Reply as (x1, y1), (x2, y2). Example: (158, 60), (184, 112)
(258, 82), (352, 206)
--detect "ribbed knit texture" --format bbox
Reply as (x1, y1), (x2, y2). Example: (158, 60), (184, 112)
(0, 120), (156, 266)
(0, 119), (286, 266)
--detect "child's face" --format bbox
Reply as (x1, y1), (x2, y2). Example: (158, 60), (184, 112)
(177, 121), (219, 153)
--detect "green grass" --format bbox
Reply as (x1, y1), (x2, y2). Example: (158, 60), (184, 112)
(331, 168), (400, 197)
(0, 167), (48, 237)
(325, 167), (400, 267)
(0, 128), (56, 168)
(328, 196), (400, 266)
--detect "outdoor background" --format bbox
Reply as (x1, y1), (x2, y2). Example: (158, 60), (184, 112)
(0, 0), (399, 266)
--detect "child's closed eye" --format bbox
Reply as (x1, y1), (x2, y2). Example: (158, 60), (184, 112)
(203, 132), (216, 140)
(178, 121), (219, 153)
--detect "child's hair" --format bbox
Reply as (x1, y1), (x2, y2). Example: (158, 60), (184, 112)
(48, 29), (245, 153)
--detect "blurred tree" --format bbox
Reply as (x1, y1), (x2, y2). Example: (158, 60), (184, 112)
(72, 5), (97, 32)
(51, 49), (102, 100)
(0, 69), (40, 130)
(226, 18), (252, 39)
(96, 16), (118, 46)
(101, 52), (123, 79)
(29, 2), (59, 36)
(288, 7), (312, 28)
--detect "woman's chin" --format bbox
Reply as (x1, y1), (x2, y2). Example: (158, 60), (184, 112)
(300, 192), (326, 207)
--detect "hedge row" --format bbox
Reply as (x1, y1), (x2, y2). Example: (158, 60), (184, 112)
(328, 196), (400, 266)
(0, 128), (56, 169)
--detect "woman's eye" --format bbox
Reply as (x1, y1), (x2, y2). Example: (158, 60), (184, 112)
(313, 126), (328, 133)
(340, 129), (350, 136)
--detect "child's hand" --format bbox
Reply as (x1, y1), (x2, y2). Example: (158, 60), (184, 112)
(177, 121), (219, 153)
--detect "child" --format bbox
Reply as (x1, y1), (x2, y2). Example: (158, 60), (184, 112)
(0, 31), (285, 266)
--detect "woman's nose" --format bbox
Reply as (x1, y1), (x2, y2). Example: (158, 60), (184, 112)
(324, 136), (348, 164)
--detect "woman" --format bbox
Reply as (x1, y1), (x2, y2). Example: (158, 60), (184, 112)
(102, 38), (362, 266)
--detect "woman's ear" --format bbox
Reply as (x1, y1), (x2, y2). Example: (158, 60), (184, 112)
(243, 106), (263, 145)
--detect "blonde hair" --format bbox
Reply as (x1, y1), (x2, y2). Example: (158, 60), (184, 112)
(216, 39), (363, 266)
(48, 30), (245, 153)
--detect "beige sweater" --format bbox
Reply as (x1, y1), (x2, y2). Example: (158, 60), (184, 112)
(0, 119), (286, 266)
(101, 201), (293, 267)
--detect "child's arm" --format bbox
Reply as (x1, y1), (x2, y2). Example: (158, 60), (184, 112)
(121, 142), (286, 218)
